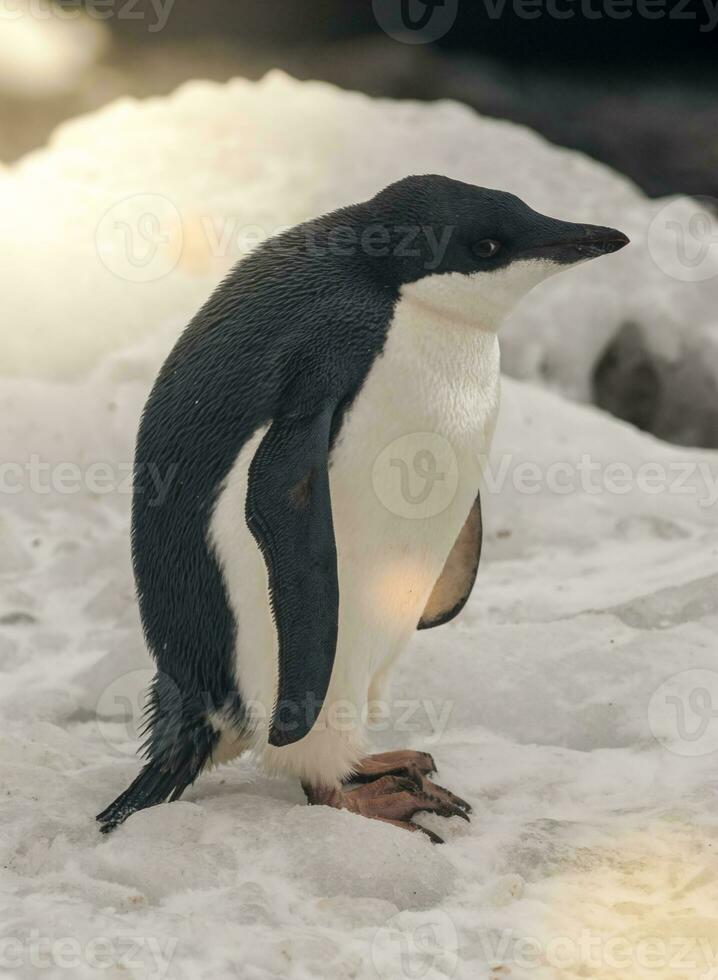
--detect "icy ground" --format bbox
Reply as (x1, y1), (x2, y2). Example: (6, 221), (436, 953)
(1, 75), (718, 979)
(2, 326), (718, 979)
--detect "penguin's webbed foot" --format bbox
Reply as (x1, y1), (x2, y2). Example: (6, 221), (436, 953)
(303, 754), (471, 844)
(349, 749), (471, 819)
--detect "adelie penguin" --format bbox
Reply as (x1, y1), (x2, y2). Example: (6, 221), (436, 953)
(97, 175), (628, 841)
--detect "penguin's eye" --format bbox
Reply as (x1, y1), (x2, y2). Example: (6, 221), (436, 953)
(473, 239), (502, 259)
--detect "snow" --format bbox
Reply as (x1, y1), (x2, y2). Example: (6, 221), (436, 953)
(1, 74), (718, 979)
(0, 0), (106, 98)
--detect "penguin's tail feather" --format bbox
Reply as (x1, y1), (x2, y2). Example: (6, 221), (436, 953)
(95, 741), (212, 834)
(96, 680), (222, 834)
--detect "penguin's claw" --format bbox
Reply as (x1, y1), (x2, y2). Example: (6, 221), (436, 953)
(304, 764), (470, 843)
(344, 749), (471, 816)
(421, 778), (472, 816)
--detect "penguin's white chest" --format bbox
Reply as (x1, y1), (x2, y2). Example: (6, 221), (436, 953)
(209, 294), (500, 784)
(328, 297), (499, 678)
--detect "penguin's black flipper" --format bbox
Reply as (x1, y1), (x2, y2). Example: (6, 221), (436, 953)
(246, 404), (339, 748)
(418, 493), (483, 630)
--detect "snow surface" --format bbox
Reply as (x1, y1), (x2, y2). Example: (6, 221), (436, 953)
(0, 0), (106, 99)
(1, 75), (718, 980)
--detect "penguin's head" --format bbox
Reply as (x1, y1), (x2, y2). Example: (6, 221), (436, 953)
(362, 175), (629, 329)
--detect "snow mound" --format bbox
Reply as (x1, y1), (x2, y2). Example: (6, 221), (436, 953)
(2, 71), (718, 418)
(277, 805), (456, 908)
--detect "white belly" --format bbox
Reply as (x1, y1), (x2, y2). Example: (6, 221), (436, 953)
(209, 296), (500, 786)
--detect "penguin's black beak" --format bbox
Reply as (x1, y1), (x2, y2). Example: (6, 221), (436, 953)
(522, 221), (630, 264)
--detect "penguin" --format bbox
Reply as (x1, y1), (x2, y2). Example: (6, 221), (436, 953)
(97, 175), (628, 841)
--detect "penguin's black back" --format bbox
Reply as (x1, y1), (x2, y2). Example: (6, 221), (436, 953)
(132, 206), (398, 723)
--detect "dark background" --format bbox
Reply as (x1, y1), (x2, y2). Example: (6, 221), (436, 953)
(4, 0), (718, 200)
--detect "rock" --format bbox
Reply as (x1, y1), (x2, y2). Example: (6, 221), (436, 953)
(594, 321), (718, 447)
